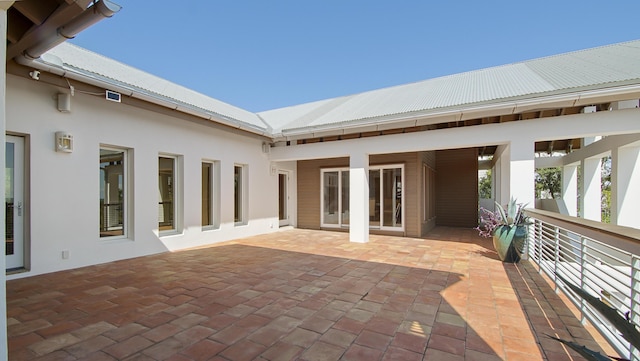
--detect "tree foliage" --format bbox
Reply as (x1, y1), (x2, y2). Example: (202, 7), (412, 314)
(535, 167), (561, 199)
(479, 170), (492, 199)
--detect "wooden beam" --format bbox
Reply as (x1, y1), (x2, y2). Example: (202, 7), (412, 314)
(6, 0), (92, 59)
(13, 0), (57, 26)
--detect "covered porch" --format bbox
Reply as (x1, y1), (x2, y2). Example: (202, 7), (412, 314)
(7, 228), (616, 360)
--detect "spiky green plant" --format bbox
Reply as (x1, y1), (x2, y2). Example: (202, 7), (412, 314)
(550, 272), (640, 361)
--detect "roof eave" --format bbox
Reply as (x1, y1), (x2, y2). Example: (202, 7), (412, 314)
(274, 82), (640, 141)
(16, 55), (271, 138)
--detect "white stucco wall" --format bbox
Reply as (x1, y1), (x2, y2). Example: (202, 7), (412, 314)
(6, 75), (279, 279)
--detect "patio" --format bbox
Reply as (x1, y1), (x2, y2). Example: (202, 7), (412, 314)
(7, 227), (616, 360)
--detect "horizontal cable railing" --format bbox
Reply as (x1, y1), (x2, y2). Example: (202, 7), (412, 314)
(525, 209), (640, 360)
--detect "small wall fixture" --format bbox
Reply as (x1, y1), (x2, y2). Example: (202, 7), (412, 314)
(57, 93), (71, 112)
(262, 142), (270, 154)
(106, 90), (121, 102)
(55, 132), (73, 153)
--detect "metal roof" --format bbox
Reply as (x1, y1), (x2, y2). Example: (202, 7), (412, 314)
(38, 40), (640, 138)
(259, 40), (640, 135)
(44, 43), (269, 133)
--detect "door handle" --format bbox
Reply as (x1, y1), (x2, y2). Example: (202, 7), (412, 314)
(17, 201), (22, 216)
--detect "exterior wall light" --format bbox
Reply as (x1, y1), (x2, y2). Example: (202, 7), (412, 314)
(55, 132), (73, 153)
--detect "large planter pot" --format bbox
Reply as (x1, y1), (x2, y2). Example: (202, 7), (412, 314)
(492, 225), (527, 263)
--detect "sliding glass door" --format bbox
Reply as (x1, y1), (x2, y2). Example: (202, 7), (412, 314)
(321, 165), (403, 230)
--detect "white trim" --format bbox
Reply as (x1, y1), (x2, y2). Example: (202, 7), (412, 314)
(234, 164), (248, 226)
(99, 145), (130, 241)
(278, 170), (290, 227)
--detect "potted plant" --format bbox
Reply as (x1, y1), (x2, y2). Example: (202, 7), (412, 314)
(477, 197), (529, 263)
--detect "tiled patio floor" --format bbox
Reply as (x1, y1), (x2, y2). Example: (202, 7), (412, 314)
(7, 227), (618, 360)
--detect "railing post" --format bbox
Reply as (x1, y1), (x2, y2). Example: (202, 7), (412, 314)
(554, 225), (560, 293)
(537, 220), (543, 274)
(580, 236), (587, 324)
(632, 255), (640, 361)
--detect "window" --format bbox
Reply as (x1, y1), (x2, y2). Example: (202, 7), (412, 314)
(158, 156), (177, 232)
(423, 164), (436, 222)
(234, 164), (247, 225)
(202, 161), (220, 229)
(100, 147), (127, 238)
(321, 165), (403, 230)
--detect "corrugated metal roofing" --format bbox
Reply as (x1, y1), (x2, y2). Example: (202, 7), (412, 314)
(42, 40), (640, 138)
(44, 43), (268, 132)
(259, 40), (640, 134)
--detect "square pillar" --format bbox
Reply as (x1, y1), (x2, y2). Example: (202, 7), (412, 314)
(581, 157), (602, 221)
(508, 141), (535, 208)
(611, 144), (640, 228)
(0, 6), (9, 360)
(349, 153), (369, 243)
(562, 164), (578, 217)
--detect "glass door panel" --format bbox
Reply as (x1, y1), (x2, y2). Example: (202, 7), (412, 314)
(341, 171), (350, 225)
(369, 170), (380, 227)
(383, 168), (402, 227)
(323, 171), (339, 225)
(6, 136), (24, 270)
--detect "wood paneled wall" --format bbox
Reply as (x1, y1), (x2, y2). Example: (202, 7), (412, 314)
(297, 152), (436, 237)
(435, 148), (479, 227)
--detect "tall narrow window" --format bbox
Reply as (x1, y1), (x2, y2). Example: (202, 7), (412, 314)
(158, 156), (175, 231)
(234, 165), (246, 225)
(100, 148), (126, 238)
(202, 162), (213, 227)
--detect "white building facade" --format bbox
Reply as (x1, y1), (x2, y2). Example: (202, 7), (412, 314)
(1, 8), (640, 357)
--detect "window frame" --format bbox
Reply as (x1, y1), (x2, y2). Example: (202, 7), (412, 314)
(202, 160), (220, 230)
(158, 154), (181, 235)
(99, 146), (130, 240)
(234, 164), (248, 226)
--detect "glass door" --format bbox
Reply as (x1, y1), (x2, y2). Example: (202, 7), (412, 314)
(6, 135), (24, 270)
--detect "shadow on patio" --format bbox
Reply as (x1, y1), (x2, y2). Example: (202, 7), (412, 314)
(6, 227), (615, 360)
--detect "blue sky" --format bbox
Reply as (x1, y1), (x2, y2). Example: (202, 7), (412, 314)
(70, 1), (640, 112)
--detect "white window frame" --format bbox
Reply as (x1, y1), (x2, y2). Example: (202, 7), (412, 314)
(234, 164), (248, 226)
(158, 154), (182, 235)
(99, 146), (131, 240)
(320, 164), (404, 231)
(202, 160), (220, 230)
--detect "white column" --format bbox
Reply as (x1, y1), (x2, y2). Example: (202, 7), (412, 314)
(581, 157), (602, 221)
(508, 141), (535, 208)
(562, 164), (578, 217)
(0, 5), (10, 360)
(349, 153), (369, 243)
(611, 144), (640, 228)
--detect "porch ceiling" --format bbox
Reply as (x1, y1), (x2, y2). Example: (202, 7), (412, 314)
(294, 103), (596, 157)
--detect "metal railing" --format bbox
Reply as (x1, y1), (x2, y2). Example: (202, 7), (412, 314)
(525, 209), (640, 360)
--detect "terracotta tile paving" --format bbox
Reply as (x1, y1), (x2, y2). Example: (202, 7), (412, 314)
(6, 227), (619, 360)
